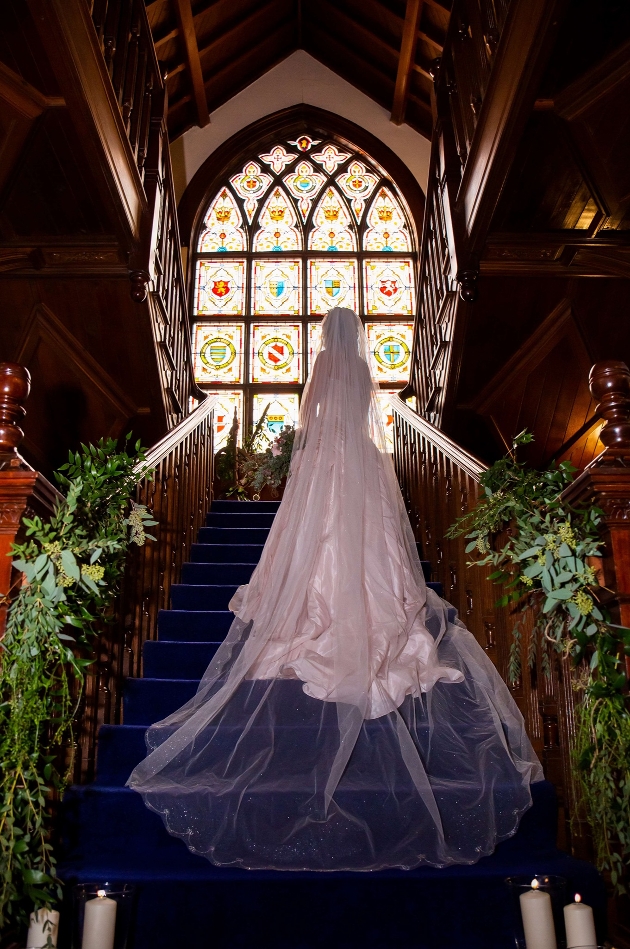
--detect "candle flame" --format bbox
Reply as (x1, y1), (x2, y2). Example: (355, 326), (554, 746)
(97, 889), (107, 898)
(574, 894), (582, 903)
(531, 879), (539, 890)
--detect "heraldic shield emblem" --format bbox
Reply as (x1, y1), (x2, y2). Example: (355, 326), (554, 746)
(324, 279), (341, 298)
(268, 279), (285, 298)
(212, 279), (231, 298)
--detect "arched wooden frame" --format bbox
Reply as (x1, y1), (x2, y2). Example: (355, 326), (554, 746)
(179, 105), (425, 436)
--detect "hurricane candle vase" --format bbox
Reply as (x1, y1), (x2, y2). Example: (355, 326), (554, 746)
(505, 875), (568, 949)
(72, 884), (136, 949)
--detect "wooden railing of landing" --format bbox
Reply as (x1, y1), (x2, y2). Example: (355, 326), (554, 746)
(394, 360), (630, 874)
(408, 0), (563, 428)
(0, 362), (219, 785)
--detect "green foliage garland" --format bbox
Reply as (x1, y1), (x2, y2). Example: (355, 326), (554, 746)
(242, 426), (295, 497)
(447, 430), (630, 891)
(0, 437), (156, 929)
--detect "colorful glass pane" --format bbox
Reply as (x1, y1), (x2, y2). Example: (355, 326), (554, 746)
(363, 187), (411, 252)
(250, 323), (302, 383)
(308, 258), (358, 314)
(308, 187), (356, 251)
(307, 321), (323, 372)
(194, 259), (245, 315)
(363, 259), (414, 316)
(288, 135), (321, 152)
(259, 144), (297, 173)
(336, 160), (379, 221)
(284, 160), (326, 222)
(253, 187), (302, 252)
(253, 392), (300, 440)
(311, 143), (351, 174)
(198, 188), (246, 252)
(229, 161), (273, 223)
(252, 259), (301, 315)
(375, 391), (400, 452)
(193, 322), (244, 384)
(207, 390), (243, 449)
(366, 322), (414, 382)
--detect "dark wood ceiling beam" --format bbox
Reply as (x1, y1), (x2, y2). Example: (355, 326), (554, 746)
(306, 22), (395, 111)
(412, 60), (433, 82)
(155, 26), (178, 50)
(172, 0), (210, 127)
(313, 0), (399, 65)
(392, 0), (423, 125)
(170, 16), (294, 111)
(417, 27), (442, 52)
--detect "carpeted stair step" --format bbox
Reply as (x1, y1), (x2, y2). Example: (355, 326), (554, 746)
(158, 609), (233, 642)
(143, 640), (221, 679)
(211, 500), (281, 513)
(171, 584), (238, 611)
(190, 542), (265, 563)
(181, 562), (256, 585)
(206, 511), (277, 528)
(198, 526), (271, 544)
(124, 678), (199, 724)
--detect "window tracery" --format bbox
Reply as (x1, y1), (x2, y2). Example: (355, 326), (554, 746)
(192, 133), (417, 451)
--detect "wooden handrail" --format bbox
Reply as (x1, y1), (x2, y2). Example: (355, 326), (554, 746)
(394, 397), (486, 481)
(138, 393), (218, 471)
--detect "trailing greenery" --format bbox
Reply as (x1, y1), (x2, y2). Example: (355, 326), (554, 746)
(0, 436), (156, 929)
(447, 430), (630, 891)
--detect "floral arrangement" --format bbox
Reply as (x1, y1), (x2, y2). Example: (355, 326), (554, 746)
(447, 430), (630, 892)
(0, 436), (155, 930)
(243, 426), (295, 497)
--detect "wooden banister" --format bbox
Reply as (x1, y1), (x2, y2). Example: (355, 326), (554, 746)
(0, 364), (61, 635)
(74, 391), (217, 782)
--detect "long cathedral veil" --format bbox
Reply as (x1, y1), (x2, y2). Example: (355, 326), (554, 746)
(128, 307), (542, 870)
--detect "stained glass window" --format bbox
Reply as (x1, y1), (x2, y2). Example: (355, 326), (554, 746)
(207, 390), (244, 449)
(230, 160), (273, 223)
(253, 393), (300, 440)
(193, 323), (244, 384)
(308, 322), (323, 371)
(309, 187), (356, 251)
(336, 160), (378, 222)
(250, 323), (302, 383)
(366, 322), (414, 383)
(198, 188), (246, 252)
(253, 259), (301, 315)
(195, 259), (245, 315)
(308, 258), (358, 314)
(284, 160), (326, 223)
(253, 187), (302, 252)
(363, 259), (415, 316)
(193, 133), (418, 452)
(363, 187), (411, 252)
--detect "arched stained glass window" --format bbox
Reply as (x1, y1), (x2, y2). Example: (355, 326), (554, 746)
(192, 133), (418, 451)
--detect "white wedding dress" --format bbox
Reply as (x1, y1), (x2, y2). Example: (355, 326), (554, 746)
(128, 307), (542, 871)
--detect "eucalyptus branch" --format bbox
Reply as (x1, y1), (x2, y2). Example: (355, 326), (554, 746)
(0, 435), (156, 929)
(448, 429), (630, 892)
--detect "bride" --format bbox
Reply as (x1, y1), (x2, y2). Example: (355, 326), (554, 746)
(128, 306), (542, 871)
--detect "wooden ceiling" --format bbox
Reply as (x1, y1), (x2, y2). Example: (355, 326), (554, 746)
(145, 0), (451, 141)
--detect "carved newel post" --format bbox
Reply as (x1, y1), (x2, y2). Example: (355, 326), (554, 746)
(562, 360), (630, 662)
(0, 363), (58, 635)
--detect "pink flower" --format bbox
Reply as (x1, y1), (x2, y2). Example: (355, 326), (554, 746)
(271, 443), (282, 457)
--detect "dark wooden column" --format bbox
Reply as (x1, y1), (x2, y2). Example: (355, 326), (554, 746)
(0, 363), (59, 634)
(562, 361), (630, 665)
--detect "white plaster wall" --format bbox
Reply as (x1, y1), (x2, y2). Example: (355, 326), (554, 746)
(170, 49), (431, 203)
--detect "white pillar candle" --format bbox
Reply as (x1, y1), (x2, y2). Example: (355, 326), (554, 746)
(519, 881), (557, 949)
(82, 890), (117, 949)
(26, 908), (59, 948)
(564, 894), (597, 949)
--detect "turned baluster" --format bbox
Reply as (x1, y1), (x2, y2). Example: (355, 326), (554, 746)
(0, 362), (31, 461)
(562, 360), (630, 673)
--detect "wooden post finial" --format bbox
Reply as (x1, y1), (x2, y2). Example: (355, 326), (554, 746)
(0, 363), (31, 456)
(589, 360), (630, 451)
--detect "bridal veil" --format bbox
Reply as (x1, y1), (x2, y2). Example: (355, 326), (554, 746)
(128, 306), (542, 871)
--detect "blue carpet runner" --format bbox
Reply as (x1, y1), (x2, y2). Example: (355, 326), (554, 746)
(59, 501), (606, 948)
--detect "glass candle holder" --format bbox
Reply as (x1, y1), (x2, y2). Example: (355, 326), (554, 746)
(72, 884), (136, 949)
(505, 874), (568, 949)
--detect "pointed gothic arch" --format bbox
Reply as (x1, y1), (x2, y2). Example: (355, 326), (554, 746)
(180, 107), (424, 451)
